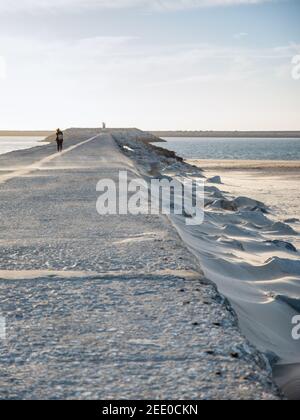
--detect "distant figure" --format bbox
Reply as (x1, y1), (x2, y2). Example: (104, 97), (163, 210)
(102, 122), (106, 129)
(56, 129), (64, 152)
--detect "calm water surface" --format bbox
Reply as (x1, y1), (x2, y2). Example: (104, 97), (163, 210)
(160, 137), (300, 161)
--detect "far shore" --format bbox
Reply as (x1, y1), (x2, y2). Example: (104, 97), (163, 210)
(188, 159), (300, 171)
(2, 130), (300, 139)
(0, 130), (54, 137)
(151, 130), (300, 138)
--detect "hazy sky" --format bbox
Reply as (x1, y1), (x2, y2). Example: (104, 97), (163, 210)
(0, 0), (299, 130)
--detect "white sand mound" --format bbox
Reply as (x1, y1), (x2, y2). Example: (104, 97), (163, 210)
(216, 236), (245, 251)
(233, 196), (267, 210)
(265, 240), (297, 253)
(164, 160), (299, 398)
(205, 185), (224, 195)
(208, 199), (238, 211)
(207, 175), (222, 184)
(222, 224), (257, 238)
(236, 210), (271, 227)
(264, 257), (300, 276)
(284, 218), (300, 224)
(264, 221), (298, 236)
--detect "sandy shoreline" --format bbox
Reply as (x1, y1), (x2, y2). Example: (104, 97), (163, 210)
(188, 159), (300, 171)
(188, 159), (300, 229)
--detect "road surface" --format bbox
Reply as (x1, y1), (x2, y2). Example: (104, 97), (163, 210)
(0, 129), (279, 399)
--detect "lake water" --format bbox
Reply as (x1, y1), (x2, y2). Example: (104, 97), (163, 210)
(160, 137), (300, 161)
(0, 137), (46, 156)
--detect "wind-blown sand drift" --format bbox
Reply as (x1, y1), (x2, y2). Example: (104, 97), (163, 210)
(119, 134), (300, 400)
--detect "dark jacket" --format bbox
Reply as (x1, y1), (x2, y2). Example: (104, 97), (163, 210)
(56, 131), (63, 142)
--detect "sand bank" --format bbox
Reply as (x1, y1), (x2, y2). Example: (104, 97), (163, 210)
(120, 137), (300, 399)
(188, 159), (300, 171)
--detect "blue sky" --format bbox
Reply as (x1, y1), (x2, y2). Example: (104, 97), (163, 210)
(0, 0), (299, 130)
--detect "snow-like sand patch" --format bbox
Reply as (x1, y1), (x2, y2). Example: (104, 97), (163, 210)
(118, 134), (300, 399)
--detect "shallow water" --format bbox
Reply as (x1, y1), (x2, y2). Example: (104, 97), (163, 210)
(0, 137), (46, 156)
(161, 137), (300, 161)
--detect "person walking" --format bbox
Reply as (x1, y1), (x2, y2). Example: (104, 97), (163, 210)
(56, 129), (64, 152)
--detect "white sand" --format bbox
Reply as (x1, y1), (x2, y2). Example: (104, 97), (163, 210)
(121, 139), (300, 398)
(119, 140), (300, 372)
(179, 159), (300, 398)
(188, 159), (300, 171)
(188, 160), (300, 251)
